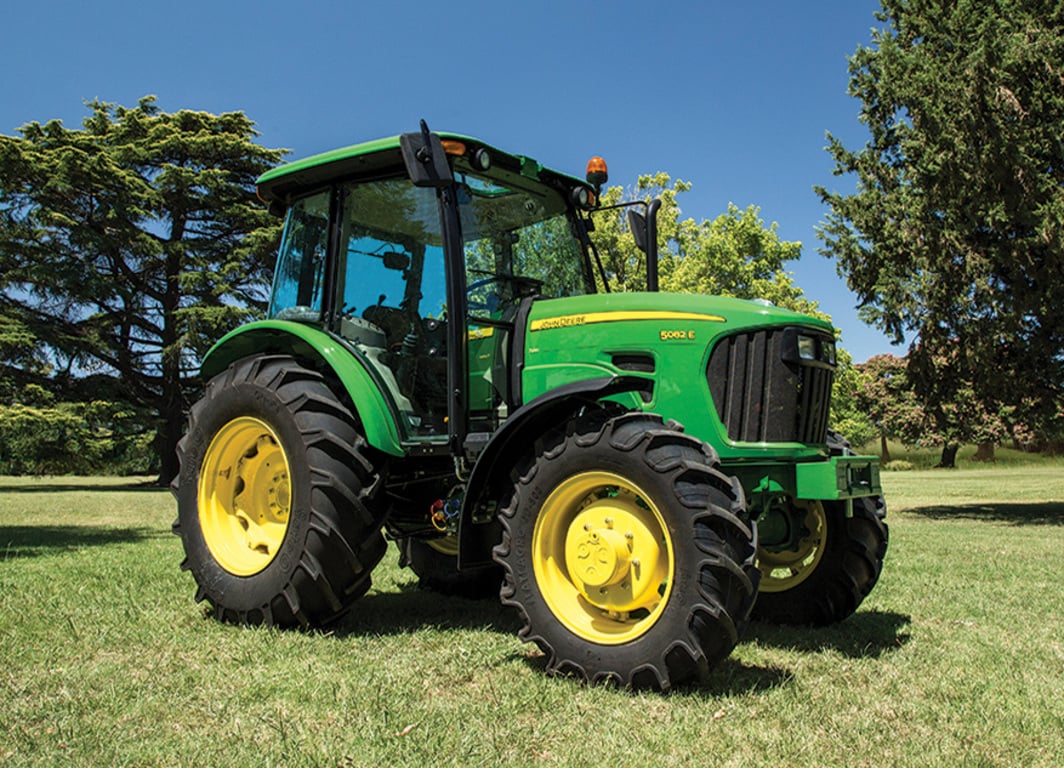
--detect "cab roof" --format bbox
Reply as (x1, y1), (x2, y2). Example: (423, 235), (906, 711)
(256, 132), (587, 205)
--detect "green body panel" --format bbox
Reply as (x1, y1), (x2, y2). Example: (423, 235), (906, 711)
(521, 292), (879, 503)
(201, 320), (405, 456)
(522, 291), (830, 460)
(795, 455), (882, 499)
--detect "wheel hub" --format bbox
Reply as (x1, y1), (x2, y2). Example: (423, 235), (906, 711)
(198, 417), (292, 576)
(566, 517), (632, 589)
(756, 499), (827, 593)
(533, 473), (674, 644)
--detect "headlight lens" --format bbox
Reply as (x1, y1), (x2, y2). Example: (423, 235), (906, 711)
(798, 336), (818, 361)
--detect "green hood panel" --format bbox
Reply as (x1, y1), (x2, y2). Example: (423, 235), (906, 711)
(522, 292), (835, 461)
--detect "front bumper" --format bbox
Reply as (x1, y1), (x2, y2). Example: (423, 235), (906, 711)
(795, 454), (882, 500)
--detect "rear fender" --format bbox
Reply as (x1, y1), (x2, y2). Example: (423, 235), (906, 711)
(201, 320), (405, 456)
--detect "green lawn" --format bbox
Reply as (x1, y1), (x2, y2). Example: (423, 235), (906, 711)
(1, 468), (1062, 767)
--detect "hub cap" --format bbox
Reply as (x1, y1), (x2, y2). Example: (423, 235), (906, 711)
(198, 417), (292, 576)
(532, 471), (674, 645)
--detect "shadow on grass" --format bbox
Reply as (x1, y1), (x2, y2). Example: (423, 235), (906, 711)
(0, 481), (164, 494)
(0, 524), (161, 558)
(907, 501), (1063, 526)
(747, 609), (911, 658)
(335, 584), (796, 696)
(331, 583), (520, 637)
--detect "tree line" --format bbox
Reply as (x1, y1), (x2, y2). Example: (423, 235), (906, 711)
(2, 0), (1062, 478)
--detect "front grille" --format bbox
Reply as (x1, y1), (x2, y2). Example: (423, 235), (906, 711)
(706, 329), (834, 444)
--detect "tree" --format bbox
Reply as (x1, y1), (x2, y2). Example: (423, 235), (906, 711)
(856, 352), (1011, 467)
(855, 354), (924, 461)
(0, 97), (284, 482)
(828, 346), (877, 451)
(593, 173), (825, 318)
(817, 0), (1064, 446)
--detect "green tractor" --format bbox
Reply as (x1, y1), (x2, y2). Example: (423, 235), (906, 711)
(174, 123), (887, 690)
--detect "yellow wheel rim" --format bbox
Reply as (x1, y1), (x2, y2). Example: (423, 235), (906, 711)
(757, 499), (827, 592)
(532, 471), (674, 645)
(198, 417), (292, 576)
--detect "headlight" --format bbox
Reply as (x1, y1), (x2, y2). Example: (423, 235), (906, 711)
(781, 328), (836, 368)
(797, 335), (818, 361)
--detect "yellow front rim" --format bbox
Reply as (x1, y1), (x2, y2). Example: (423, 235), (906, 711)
(757, 499), (827, 592)
(198, 417), (292, 576)
(532, 471), (674, 645)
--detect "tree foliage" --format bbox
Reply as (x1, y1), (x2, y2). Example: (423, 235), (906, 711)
(0, 97), (284, 481)
(817, 0), (1064, 441)
(856, 352), (1015, 467)
(827, 346), (877, 450)
(592, 173), (825, 319)
(0, 383), (155, 475)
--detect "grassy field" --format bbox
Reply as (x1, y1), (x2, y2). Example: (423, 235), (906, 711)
(1, 465), (1062, 767)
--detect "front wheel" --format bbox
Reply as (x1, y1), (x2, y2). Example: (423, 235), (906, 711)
(173, 355), (388, 627)
(752, 494), (888, 625)
(493, 411), (759, 691)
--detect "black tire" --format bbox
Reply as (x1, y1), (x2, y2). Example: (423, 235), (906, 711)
(751, 430), (888, 625)
(398, 536), (502, 598)
(172, 354), (387, 627)
(493, 411), (759, 691)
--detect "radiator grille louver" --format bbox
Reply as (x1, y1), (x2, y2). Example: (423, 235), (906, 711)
(706, 329), (834, 444)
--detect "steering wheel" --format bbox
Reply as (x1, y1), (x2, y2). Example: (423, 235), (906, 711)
(466, 274), (544, 312)
(466, 275), (506, 312)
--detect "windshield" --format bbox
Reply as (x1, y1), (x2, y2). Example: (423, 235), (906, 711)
(456, 170), (591, 315)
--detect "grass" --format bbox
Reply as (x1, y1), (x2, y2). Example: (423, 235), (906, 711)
(1, 468), (1062, 767)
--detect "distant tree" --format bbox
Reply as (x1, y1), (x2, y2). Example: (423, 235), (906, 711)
(817, 0), (1064, 443)
(0, 97), (284, 482)
(828, 346), (876, 451)
(855, 354), (924, 461)
(857, 352), (1011, 467)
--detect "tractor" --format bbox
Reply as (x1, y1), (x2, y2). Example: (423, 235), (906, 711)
(174, 124), (887, 690)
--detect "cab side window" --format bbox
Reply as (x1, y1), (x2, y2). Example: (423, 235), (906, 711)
(268, 191), (330, 321)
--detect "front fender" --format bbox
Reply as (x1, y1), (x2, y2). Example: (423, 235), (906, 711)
(457, 375), (653, 569)
(202, 320), (405, 457)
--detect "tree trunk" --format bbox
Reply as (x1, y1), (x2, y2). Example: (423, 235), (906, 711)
(880, 433), (891, 462)
(972, 441), (996, 462)
(157, 215), (187, 487)
(936, 443), (960, 468)
(156, 411), (183, 487)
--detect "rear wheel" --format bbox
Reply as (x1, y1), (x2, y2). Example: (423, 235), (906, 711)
(398, 536), (502, 598)
(173, 354), (387, 627)
(494, 411), (758, 691)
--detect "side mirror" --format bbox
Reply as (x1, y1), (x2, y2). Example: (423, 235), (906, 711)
(400, 120), (453, 188)
(627, 209), (648, 254)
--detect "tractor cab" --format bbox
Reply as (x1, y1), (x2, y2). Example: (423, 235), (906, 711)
(260, 130), (598, 452)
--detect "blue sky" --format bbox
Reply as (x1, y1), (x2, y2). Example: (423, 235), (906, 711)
(1, 0), (900, 362)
